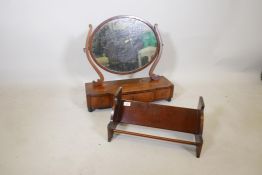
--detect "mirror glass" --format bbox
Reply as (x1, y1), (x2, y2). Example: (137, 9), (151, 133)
(91, 17), (158, 74)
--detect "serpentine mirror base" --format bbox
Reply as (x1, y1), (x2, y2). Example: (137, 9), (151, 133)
(85, 76), (174, 112)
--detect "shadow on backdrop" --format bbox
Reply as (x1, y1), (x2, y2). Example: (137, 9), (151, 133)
(63, 33), (96, 82)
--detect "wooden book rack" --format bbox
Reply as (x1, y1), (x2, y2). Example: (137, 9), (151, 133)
(107, 87), (205, 158)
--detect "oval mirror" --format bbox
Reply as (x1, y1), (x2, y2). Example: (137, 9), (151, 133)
(90, 16), (160, 74)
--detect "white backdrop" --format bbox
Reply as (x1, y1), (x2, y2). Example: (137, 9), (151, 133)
(1, 1), (262, 175)
(0, 0), (261, 85)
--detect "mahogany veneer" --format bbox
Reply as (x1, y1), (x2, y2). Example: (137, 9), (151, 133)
(107, 87), (205, 158)
(85, 76), (174, 112)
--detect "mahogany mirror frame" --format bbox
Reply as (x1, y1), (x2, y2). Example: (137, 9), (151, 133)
(84, 15), (163, 86)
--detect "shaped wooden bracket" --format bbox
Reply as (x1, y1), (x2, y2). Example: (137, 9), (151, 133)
(84, 24), (104, 86)
(149, 24), (163, 80)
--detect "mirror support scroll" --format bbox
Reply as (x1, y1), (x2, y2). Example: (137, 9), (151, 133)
(149, 24), (162, 80)
(84, 24), (104, 86)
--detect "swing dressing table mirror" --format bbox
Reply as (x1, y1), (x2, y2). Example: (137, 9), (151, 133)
(84, 16), (174, 112)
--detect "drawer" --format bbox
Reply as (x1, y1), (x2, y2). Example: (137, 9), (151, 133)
(123, 91), (154, 102)
(155, 88), (171, 100)
(91, 95), (112, 108)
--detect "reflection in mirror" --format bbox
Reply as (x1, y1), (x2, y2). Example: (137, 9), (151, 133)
(92, 17), (158, 73)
